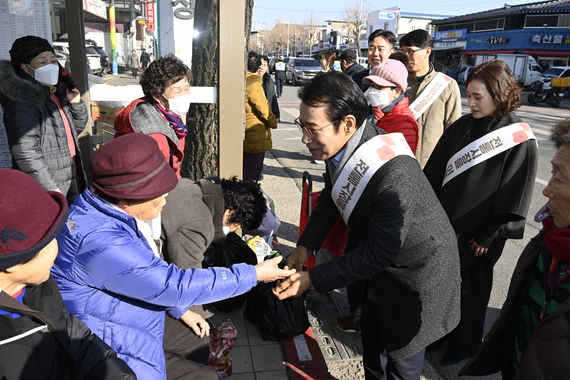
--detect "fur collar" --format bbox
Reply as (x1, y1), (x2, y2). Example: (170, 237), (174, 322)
(0, 60), (50, 106)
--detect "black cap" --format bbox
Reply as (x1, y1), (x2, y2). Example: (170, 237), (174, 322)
(339, 49), (357, 63)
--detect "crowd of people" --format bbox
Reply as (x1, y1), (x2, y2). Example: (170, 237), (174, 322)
(0, 29), (568, 380)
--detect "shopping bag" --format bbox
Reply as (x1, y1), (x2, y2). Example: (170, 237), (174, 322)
(202, 232), (257, 312)
(244, 278), (310, 341)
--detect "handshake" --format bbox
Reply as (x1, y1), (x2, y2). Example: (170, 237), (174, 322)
(253, 246), (311, 300)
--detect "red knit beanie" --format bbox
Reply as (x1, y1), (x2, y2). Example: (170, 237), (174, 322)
(0, 170), (68, 271)
(90, 133), (178, 200)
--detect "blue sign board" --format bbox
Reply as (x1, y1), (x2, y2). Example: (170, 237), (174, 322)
(465, 29), (570, 51)
(378, 12), (395, 20)
(434, 29), (468, 42)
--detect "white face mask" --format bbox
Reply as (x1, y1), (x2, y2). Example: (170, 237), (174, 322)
(28, 63), (59, 86)
(163, 93), (192, 117)
(222, 225), (230, 236)
(365, 87), (392, 109)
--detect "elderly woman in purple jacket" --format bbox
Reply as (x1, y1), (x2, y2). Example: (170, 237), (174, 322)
(51, 133), (294, 380)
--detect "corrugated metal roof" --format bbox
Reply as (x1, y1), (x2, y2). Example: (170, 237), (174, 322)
(432, 0), (570, 25)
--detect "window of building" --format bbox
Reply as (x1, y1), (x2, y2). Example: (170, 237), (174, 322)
(524, 15), (559, 28)
(473, 18), (504, 32)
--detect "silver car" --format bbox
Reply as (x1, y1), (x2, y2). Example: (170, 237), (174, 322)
(285, 58), (323, 86)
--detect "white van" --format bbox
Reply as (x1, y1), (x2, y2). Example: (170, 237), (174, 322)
(52, 41), (102, 75)
(357, 57), (369, 69)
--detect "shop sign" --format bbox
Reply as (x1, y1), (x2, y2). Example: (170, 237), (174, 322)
(434, 29), (467, 42)
(531, 34), (568, 44)
(339, 44), (348, 50)
(433, 41), (467, 50)
(146, 2), (155, 31)
(173, 0), (195, 20)
(84, 0), (107, 19)
(486, 36), (510, 44)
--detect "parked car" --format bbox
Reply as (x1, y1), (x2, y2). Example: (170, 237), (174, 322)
(357, 57), (369, 70)
(457, 66), (474, 85)
(285, 58), (323, 85)
(268, 57), (278, 73)
(87, 42), (110, 74)
(53, 41), (102, 75)
(541, 66), (570, 96)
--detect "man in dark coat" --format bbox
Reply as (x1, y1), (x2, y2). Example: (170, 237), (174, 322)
(339, 49), (365, 77)
(0, 169), (135, 380)
(275, 72), (461, 380)
(140, 49), (150, 71)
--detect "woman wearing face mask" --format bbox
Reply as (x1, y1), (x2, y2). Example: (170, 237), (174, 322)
(0, 35), (88, 204)
(362, 59), (419, 153)
(114, 53), (192, 178)
(423, 60), (538, 366)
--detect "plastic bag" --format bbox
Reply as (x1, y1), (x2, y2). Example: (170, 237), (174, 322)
(202, 232), (257, 312)
(244, 279), (310, 341)
(209, 319), (238, 378)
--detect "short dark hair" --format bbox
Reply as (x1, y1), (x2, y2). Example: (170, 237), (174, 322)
(368, 29), (397, 46)
(399, 29), (433, 49)
(221, 177), (266, 230)
(298, 71), (368, 131)
(465, 59), (522, 118)
(260, 54), (270, 64)
(139, 53), (191, 99)
(248, 51), (261, 73)
(389, 51), (409, 67)
(551, 119), (570, 149)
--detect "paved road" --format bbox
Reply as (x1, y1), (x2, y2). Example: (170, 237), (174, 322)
(268, 77), (570, 379)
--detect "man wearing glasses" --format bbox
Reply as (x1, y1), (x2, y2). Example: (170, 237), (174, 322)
(400, 29), (462, 168)
(276, 72), (461, 380)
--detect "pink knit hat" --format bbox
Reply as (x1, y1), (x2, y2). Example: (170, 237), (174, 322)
(362, 59), (408, 92)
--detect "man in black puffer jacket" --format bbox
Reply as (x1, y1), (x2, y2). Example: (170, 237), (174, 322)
(0, 36), (87, 204)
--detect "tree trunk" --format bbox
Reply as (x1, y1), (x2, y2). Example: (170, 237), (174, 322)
(181, 0), (219, 179)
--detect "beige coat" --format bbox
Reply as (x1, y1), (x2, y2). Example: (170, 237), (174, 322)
(405, 62), (462, 167)
(244, 72), (277, 154)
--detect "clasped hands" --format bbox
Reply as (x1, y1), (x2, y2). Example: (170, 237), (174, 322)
(271, 246), (312, 300)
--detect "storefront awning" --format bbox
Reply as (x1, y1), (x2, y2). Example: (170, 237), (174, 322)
(459, 49), (515, 55)
(522, 49), (570, 57)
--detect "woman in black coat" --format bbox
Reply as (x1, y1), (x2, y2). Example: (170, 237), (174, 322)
(0, 36), (87, 204)
(424, 59), (538, 365)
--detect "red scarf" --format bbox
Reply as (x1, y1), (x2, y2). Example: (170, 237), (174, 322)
(542, 213), (570, 261)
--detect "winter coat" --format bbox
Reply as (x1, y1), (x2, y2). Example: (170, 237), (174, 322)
(140, 53), (150, 65)
(0, 60), (87, 203)
(51, 188), (258, 380)
(274, 61), (286, 80)
(370, 96), (419, 154)
(459, 232), (570, 379)
(160, 177), (226, 270)
(344, 62), (365, 77)
(129, 54), (140, 68)
(262, 73), (280, 119)
(244, 72), (277, 154)
(298, 121), (461, 360)
(114, 98), (185, 178)
(0, 276), (136, 380)
(405, 62), (462, 167)
(423, 113), (537, 267)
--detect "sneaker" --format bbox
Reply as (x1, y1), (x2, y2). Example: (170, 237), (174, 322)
(334, 315), (361, 333)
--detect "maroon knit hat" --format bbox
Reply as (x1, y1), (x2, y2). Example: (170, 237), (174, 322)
(90, 133), (178, 200)
(0, 170), (68, 271)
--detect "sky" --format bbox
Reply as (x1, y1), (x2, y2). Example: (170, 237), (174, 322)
(252, 0), (533, 27)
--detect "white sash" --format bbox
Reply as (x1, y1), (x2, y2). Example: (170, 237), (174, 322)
(442, 122), (536, 188)
(409, 72), (452, 120)
(332, 133), (415, 224)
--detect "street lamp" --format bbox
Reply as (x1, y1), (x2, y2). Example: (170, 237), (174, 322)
(283, 21), (290, 57)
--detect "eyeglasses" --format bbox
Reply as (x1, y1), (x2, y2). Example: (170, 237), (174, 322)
(295, 117), (338, 138)
(402, 47), (426, 56)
